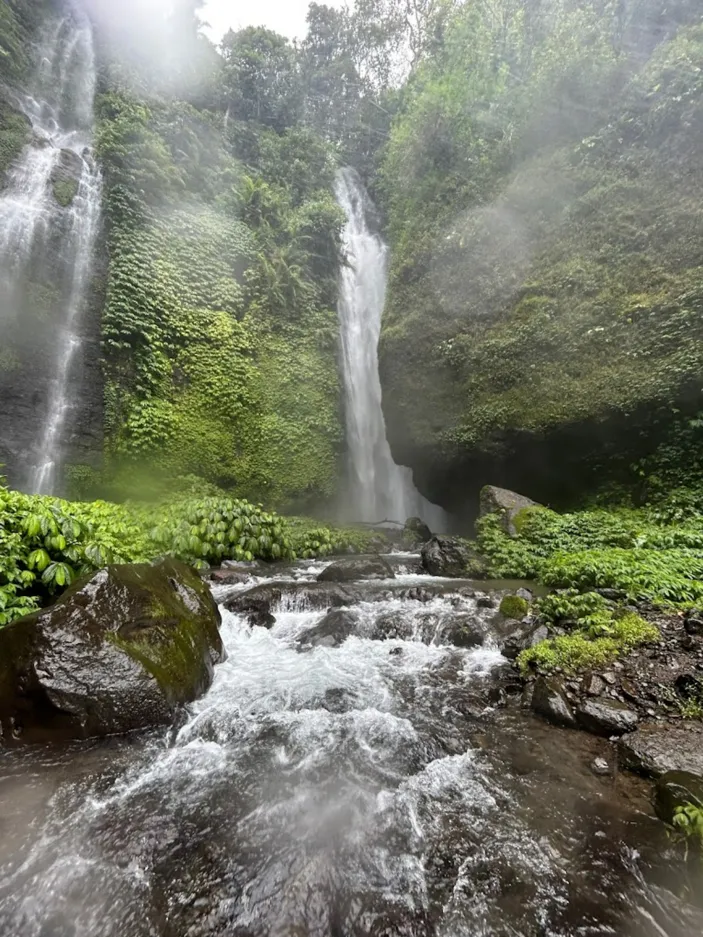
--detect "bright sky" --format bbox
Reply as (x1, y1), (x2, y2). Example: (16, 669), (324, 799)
(201, 0), (344, 42)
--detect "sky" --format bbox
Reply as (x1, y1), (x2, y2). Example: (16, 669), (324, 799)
(201, 0), (344, 42)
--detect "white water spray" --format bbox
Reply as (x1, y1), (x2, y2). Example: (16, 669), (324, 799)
(0, 9), (101, 495)
(335, 168), (445, 529)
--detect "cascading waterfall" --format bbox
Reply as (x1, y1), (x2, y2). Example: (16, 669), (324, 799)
(335, 168), (445, 529)
(0, 7), (101, 495)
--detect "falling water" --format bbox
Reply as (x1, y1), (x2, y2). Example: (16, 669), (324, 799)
(0, 8), (101, 495)
(335, 168), (445, 528)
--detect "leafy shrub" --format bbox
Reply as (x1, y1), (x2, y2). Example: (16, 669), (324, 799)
(673, 803), (703, 854)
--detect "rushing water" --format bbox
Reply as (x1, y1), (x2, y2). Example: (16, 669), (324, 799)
(335, 169), (445, 529)
(1, 559), (701, 936)
(0, 7), (101, 495)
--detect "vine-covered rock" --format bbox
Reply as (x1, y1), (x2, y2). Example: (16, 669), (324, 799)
(0, 558), (224, 743)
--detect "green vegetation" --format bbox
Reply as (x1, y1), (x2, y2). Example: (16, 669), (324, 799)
(518, 612), (659, 676)
(673, 803), (703, 854)
(478, 504), (703, 605)
(0, 480), (380, 628)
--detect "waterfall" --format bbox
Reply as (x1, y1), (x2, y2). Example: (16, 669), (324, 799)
(0, 7), (101, 496)
(335, 167), (445, 529)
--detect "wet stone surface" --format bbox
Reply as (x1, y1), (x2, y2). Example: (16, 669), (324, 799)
(1, 556), (702, 936)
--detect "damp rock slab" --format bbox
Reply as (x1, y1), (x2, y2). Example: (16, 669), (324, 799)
(0, 559), (224, 743)
(618, 723), (703, 778)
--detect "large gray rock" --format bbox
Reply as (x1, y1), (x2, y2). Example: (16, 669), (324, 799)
(297, 609), (359, 649)
(496, 620), (549, 661)
(531, 676), (576, 728)
(317, 555), (394, 582)
(479, 486), (542, 536)
(0, 559), (224, 743)
(618, 723), (703, 778)
(575, 699), (638, 737)
(421, 537), (487, 578)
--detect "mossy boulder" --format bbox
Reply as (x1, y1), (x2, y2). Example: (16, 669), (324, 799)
(499, 594), (530, 620)
(50, 148), (82, 207)
(0, 558), (224, 743)
(479, 487), (542, 537)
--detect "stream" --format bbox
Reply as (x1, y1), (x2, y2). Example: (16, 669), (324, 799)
(1, 557), (701, 936)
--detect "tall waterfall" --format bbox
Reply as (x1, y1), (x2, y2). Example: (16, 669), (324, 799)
(0, 8), (101, 495)
(335, 168), (445, 529)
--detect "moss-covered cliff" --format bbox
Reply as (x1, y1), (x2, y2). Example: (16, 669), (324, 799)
(378, 1), (703, 512)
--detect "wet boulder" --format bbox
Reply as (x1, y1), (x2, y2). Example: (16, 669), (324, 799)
(317, 555), (394, 582)
(0, 559), (224, 743)
(479, 486), (542, 536)
(654, 771), (703, 826)
(297, 609), (359, 649)
(421, 537), (487, 578)
(618, 723), (703, 778)
(445, 614), (486, 649)
(403, 516), (432, 546)
(531, 676), (576, 728)
(575, 699), (638, 737)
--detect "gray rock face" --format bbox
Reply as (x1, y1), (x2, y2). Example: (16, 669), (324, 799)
(317, 555), (394, 583)
(531, 676), (576, 728)
(478, 486), (541, 536)
(0, 559), (224, 743)
(575, 699), (638, 737)
(618, 723), (703, 778)
(421, 537), (486, 578)
(297, 609), (359, 649)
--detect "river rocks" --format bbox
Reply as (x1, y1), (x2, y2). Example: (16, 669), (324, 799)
(0, 559), (224, 743)
(531, 676), (576, 728)
(618, 723), (703, 778)
(403, 517), (432, 546)
(421, 536), (487, 578)
(684, 610), (703, 636)
(591, 757), (611, 777)
(654, 771), (703, 826)
(575, 699), (638, 737)
(317, 555), (394, 582)
(208, 568), (252, 586)
(297, 609), (359, 649)
(478, 486), (542, 536)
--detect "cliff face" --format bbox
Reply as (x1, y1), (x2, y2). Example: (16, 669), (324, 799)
(378, 4), (703, 514)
